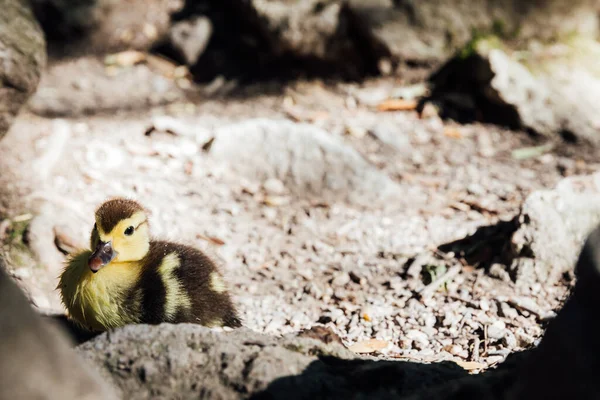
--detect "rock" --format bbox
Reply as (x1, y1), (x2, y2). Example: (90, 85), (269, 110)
(296, 325), (344, 346)
(428, 37), (600, 144)
(439, 172), (600, 287)
(78, 322), (472, 399)
(405, 329), (429, 349)
(168, 16), (212, 66)
(349, 0), (599, 73)
(487, 320), (506, 340)
(33, 0), (183, 56)
(263, 178), (287, 196)
(209, 119), (401, 206)
(28, 56), (187, 117)
(174, 0), (389, 81)
(510, 172), (600, 286)
(0, 0), (46, 139)
(0, 257), (117, 399)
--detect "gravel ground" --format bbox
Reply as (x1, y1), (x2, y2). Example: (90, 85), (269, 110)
(1, 56), (596, 371)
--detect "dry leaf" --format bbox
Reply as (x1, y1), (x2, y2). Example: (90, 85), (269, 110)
(443, 127), (463, 139)
(377, 98), (418, 112)
(263, 195), (290, 207)
(145, 54), (182, 78)
(348, 339), (389, 354)
(345, 125), (368, 138)
(104, 50), (146, 67)
(196, 233), (225, 246)
(13, 214), (33, 222)
(511, 142), (554, 160)
(454, 360), (486, 371)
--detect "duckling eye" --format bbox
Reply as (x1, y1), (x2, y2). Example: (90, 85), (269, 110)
(124, 226), (134, 236)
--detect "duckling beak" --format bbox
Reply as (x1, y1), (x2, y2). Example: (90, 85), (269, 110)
(88, 241), (117, 272)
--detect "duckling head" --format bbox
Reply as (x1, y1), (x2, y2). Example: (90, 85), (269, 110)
(88, 198), (150, 273)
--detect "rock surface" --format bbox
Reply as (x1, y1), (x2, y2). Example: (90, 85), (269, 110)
(428, 37), (600, 144)
(350, 0), (599, 68)
(173, 0), (388, 81)
(209, 119), (402, 206)
(167, 0), (600, 81)
(509, 172), (600, 286)
(77, 322), (477, 399)
(0, 0), (46, 139)
(0, 258), (117, 399)
(34, 0), (183, 57)
(439, 171), (600, 288)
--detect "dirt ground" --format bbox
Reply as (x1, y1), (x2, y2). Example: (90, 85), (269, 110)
(1, 54), (596, 370)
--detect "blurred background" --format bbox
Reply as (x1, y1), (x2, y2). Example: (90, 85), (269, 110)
(2, 0), (600, 367)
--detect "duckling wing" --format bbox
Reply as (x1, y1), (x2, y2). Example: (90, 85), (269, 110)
(140, 241), (241, 327)
(57, 250), (92, 325)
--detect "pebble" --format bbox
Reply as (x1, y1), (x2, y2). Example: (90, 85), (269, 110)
(479, 298), (490, 312)
(421, 326), (437, 337)
(263, 178), (286, 195)
(419, 312), (437, 328)
(503, 331), (517, 349)
(332, 272), (350, 287)
(418, 348), (435, 357)
(406, 329), (429, 349)
(443, 311), (460, 327)
(446, 344), (464, 356)
(499, 302), (519, 320)
(361, 306), (373, 322)
(487, 320), (506, 340)
(515, 329), (536, 347)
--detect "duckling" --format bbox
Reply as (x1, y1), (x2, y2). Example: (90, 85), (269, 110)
(58, 198), (241, 332)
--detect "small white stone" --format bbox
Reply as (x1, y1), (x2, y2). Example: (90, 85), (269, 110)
(487, 320), (506, 340)
(503, 331), (517, 349)
(405, 329), (429, 349)
(263, 178), (286, 195)
(479, 298), (490, 312)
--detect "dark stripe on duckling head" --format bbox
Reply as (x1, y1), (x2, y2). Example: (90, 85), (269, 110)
(95, 198), (146, 233)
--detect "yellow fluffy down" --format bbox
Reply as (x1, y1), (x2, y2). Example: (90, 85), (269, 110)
(58, 251), (142, 331)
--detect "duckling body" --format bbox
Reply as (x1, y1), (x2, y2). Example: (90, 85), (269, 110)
(59, 198), (241, 332)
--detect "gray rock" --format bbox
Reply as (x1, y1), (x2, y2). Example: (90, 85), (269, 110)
(349, 0), (599, 71)
(169, 16), (212, 66)
(0, 258), (117, 399)
(77, 322), (472, 399)
(34, 0), (183, 56)
(487, 320), (506, 340)
(29, 56), (186, 117)
(510, 172), (600, 286)
(0, 0), (46, 139)
(180, 0), (389, 80)
(209, 119), (401, 206)
(439, 172), (600, 287)
(429, 39), (600, 144)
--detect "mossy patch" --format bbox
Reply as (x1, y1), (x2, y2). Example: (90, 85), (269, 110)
(1, 215), (37, 269)
(459, 30), (505, 60)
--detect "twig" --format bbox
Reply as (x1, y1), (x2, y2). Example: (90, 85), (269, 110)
(418, 265), (462, 299)
(507, 297), (556, 320)
(448, 294), (480, 309)
(471, 337), (480, 362)
(483, 324), (489, 357)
